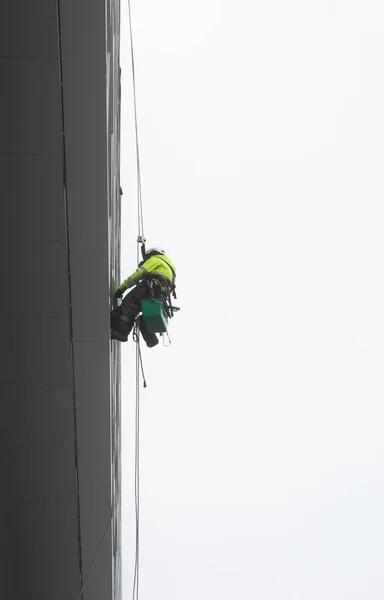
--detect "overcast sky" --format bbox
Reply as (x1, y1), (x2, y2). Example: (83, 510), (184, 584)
(119, 2), (384, 598)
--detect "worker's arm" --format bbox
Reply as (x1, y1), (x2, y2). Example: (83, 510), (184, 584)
(114, 257), (163, 299)
(119, 257), (160, 290)
(114, 267), (145, 298)
(120, 264), (149, 290)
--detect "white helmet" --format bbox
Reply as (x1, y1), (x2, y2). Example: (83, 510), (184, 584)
(146, 246), (165, 256)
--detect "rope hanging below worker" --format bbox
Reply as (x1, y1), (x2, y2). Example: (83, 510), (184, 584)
(132, 323), (142, 600)
(128, 1), (145, 599)
(126, 2), (180, 597)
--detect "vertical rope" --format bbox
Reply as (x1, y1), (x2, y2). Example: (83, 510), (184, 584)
(55, 1), (84, 597)
(127, 4), (146, 598)
(132, 324), (140, 600)
(127, 0), (145, 242)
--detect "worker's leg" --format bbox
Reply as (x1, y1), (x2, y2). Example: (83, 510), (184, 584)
(111, 280), (149, 341)
(110, 306), (121, 330)
(138, 316), (159, 348)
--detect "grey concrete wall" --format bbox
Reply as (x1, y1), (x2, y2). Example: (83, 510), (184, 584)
(0, 0), (121, 597)
(59, 2), (113, 591)
(0, 1), (79, 597)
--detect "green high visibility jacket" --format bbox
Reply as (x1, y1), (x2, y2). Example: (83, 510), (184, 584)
(120, 254), (176, 290)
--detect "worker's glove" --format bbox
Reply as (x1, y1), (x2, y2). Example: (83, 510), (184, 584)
(114, 288), (124, 299)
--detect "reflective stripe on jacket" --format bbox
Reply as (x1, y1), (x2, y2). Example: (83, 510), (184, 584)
(120, 254), (176, 289)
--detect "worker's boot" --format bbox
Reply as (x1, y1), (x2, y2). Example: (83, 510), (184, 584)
(110, 315), (134, 342)
(111, 328), (128, 342)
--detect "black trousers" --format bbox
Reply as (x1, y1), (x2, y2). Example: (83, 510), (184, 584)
(111, 280), (159, 347)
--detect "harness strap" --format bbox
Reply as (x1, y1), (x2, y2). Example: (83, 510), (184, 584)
(156, 257), (177, 298)
(147, 277), (174, 319)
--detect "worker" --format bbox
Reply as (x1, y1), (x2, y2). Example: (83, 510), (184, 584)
(111, 247), (176, 347)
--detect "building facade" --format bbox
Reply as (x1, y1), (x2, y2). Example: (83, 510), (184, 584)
(0, 1), (122, 598)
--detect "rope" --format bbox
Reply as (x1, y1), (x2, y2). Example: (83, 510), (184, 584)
(131, 323), (147, 600)
(132, 323), (141, 600)
(75, 516), (113, 600)
(127, 0), (145, 244)
(132, 321), (148, 388)
(127, 4), (145, 599)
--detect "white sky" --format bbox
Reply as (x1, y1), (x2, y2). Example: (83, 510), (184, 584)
(119, 2), (384, 598)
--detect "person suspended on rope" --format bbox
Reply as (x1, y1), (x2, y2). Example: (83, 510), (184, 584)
(110, 247), (176, 347)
